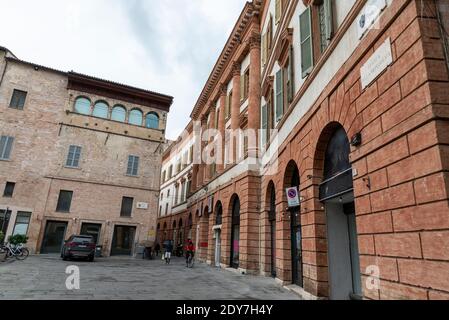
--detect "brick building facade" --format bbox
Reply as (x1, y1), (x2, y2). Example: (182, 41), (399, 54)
(157, 0), (449, 300)
(0, 47), (173, 256)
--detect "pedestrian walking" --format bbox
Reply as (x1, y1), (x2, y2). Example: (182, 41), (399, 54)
(164, 240), (173, 264)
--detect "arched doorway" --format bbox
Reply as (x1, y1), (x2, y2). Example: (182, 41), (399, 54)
(214, 201), (223, 267)
(284, 161), (302, 286)
(267, 181), (277, 277)
(318, 124), (361, 300)
(230, 195), (240, 269)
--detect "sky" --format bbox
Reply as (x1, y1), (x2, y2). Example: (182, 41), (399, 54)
(0, 0), (246, 140)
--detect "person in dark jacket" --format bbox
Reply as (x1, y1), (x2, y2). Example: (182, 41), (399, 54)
(164, 241), (173, 264)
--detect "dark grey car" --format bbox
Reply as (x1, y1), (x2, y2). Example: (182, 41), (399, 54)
(61, 235), (96, 262)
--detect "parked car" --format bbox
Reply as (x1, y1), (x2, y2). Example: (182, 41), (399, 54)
(61, 235), (96, 262)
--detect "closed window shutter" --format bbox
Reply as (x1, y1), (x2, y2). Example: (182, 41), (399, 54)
(268, 16), (273, 50)
(300, 8), (313, 78)
(262, 32), (267, 67)
(275, 70), (283, 122)
(275, 0), (281, 23)
(287, 46), (295, 102)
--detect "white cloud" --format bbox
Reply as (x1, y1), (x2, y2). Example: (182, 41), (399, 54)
(0, 0), (246, 139)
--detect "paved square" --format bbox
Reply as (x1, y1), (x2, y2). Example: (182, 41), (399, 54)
(0, 255), (301, 300)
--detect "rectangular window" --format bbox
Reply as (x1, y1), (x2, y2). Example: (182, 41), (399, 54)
(9, 89), (27, 110)
(287, 47), (295, 103)
(127, 155), (139, 176)
(161, 171), (166, 183)
(3, 182), (15, 198)
(319, 0), (334, 53)
(168, 165), (173, 179)
(0, 136), (14, 160)
(189, 145), (194, 164)
(66, 145), (82, 168)
(262, 32), (267, 68)
(120, 197), (134, 217)
(13, 212), (31, 236)
(275, 69), (284, 122)
(268, 15), (273, 50)
(56, 190), (73, 213)
(300, 7), (313, 78)
(225, 91), (232, 120)
(275, 0), (282, 24)
(240, 69), (250, 102)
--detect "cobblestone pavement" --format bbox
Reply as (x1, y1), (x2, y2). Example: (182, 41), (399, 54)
(0, 255), (301, 300)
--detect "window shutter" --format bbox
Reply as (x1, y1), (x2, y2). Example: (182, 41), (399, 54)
(275, 70), (283, 122)
(268, 16), (273, 50)
(300, 8), (313, 78)
(287, 46), (295, 102)
(275, 0), (281, 24)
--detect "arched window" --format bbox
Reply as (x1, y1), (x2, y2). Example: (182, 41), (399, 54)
(111, 105), (126, 122)
(145, 112), (160, 129)
(92, 101), (109, 119)
(74, 97), (91, 115)
(129, 109), (143, 126)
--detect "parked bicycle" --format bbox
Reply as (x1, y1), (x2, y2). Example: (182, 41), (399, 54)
(1, 243), (29, 260)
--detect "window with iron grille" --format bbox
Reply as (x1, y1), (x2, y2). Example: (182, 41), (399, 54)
(120, 197), (134, 217)
(0, 136), (14, 160)
(9, 89), (27, 110)
(127, 155), (139, 176)
(66, 145), (82, 168)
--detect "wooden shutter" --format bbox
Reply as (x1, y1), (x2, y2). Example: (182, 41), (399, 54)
(267, 15), (273, 50)
(275, 69), (283, 122)
(300, 8), (313, 78)
(324, 0), (334, 43)
(287, 46), (295, 103)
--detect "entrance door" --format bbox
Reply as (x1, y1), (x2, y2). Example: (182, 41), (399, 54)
(41, 221), (68, 254)
(111, 225), (136, 256)
(215, 229), (221, 267)
(326, 197), (361, 300)
(80, 223), (102, 244)
(291, 207), (302, 286)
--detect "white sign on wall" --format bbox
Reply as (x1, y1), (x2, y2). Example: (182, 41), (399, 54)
(286, 187), (300, 208)
(137, 202), (148, 210)
(360, 37), (393, 90)
(357, 0), (387, 39)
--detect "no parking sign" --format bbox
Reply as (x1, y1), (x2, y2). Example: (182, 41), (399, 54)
(286, 187), (300, 208)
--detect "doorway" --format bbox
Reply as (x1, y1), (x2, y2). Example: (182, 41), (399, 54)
(319, 125), (362, 300)
(111, 225), (136, 256)
(215, 229), (221, 267)
(41, 221), (68, 254)
(80, 223), (102, 244)
(230, 195), (240, 269)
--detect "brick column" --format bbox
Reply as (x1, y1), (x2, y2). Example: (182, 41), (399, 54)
(248, 32), (261, 158)
(231, 62), (241, 164)
(217, 85), (227, 174)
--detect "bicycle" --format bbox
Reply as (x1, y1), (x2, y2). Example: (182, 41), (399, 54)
(1, 243), (29, 260)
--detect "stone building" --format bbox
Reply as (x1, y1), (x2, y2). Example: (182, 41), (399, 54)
(157, 0), (449, 300)
(0, 46), (173, 256)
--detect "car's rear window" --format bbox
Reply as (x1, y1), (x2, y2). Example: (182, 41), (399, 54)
(72, 236), (93, 243)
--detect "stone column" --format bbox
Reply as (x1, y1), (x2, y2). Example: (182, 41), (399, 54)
(231, 61), (241, 164)
(248, 32), (262, 159)
(217, 85), (227, 174)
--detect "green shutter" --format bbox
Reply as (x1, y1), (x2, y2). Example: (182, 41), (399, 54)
(300, 7), (313, 78)
(275, 69), (283, 122)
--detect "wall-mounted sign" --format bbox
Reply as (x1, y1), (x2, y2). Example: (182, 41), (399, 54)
(286, 187), (300, 208)
(360, 37), (392, 89)
(357, 0), (387, 39)
(136, 202), (148, 210)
